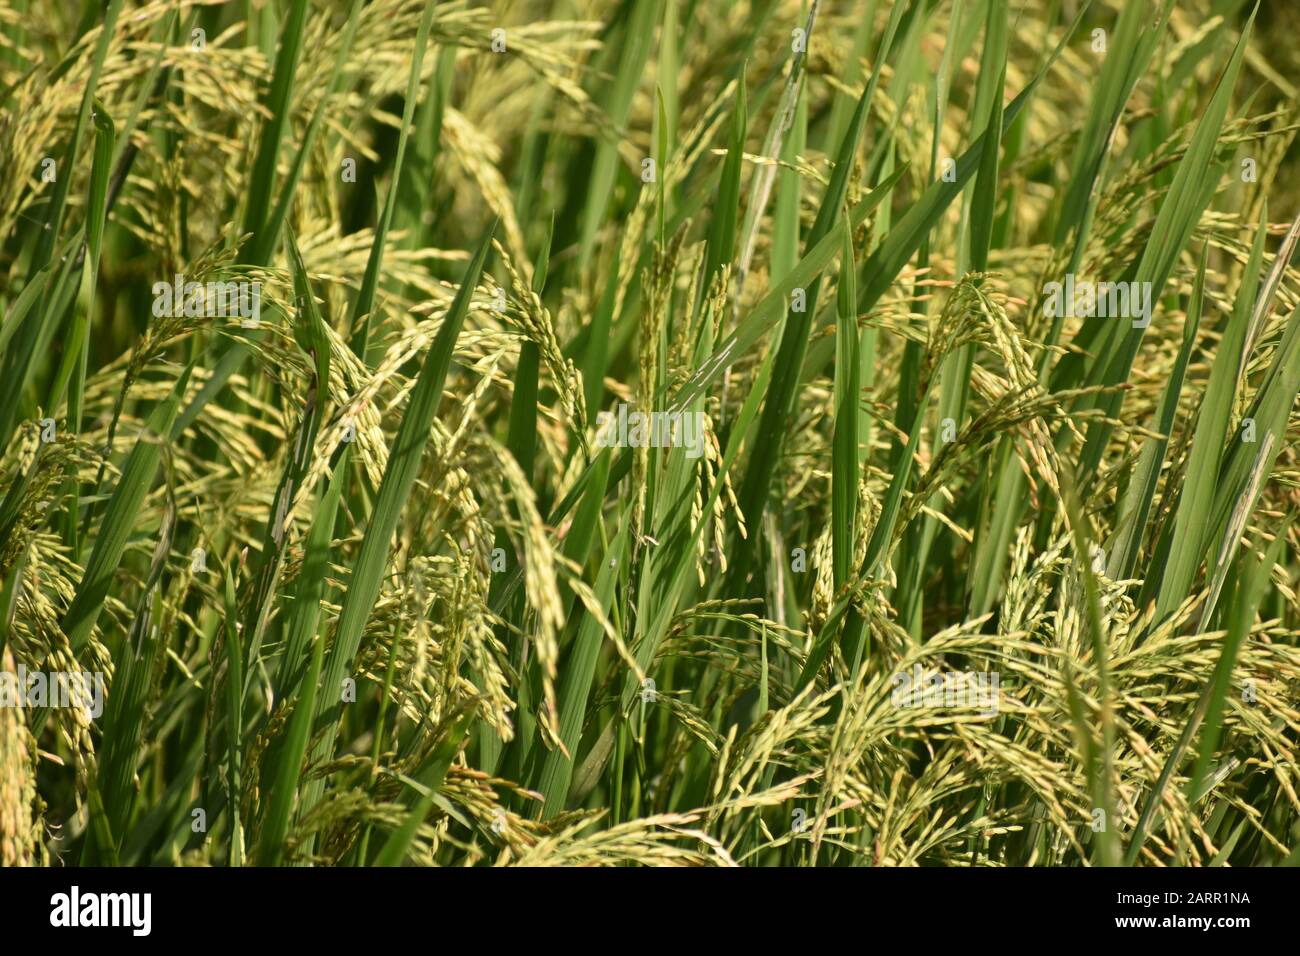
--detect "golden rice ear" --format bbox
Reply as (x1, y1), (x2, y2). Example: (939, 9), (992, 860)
(0, 648), (38, 867)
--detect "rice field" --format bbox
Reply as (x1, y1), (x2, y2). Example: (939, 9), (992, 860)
(1, 0), (1299, 868)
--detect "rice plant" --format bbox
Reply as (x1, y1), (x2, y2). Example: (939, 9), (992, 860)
(1, 0), (1299, 868)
